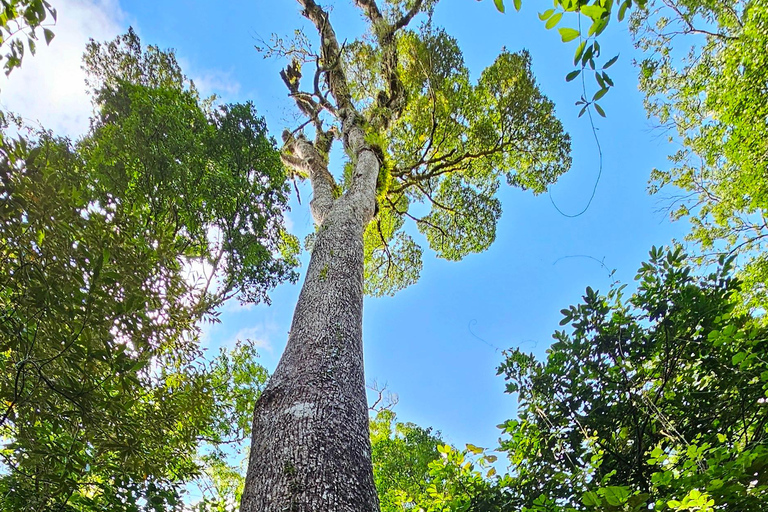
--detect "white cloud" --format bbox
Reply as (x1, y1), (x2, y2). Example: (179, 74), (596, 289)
(0, 0), (127, 137)
(190, 67), (242, 101)
(226, 326), (272, 352)
(0, 1), (243, 138)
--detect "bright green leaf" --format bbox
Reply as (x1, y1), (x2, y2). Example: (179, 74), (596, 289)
(545, 12), (563, 29)
(539, 8), (555, 20)
(559, 27), (580, 42)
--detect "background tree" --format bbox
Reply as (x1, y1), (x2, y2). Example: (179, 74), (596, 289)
(0, 30), (296, 511)
(239, 0), (571, 510)
(497, 247), (768, 511)
(635, 0), (768, 314)
(371, 409), (514, 512)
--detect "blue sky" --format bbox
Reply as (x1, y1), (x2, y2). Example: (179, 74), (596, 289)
(2, 0), (688, 456)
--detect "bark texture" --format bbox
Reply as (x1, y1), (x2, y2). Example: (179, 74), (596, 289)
(240, 113), (382, 512)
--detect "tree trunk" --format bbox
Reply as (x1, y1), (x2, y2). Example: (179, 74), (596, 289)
(240, 120), (381, 511)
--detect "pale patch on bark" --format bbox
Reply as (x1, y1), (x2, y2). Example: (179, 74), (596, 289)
(286, 402), (315, 419)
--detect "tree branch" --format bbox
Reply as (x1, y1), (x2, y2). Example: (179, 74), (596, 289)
(296, 0), (353, 112)
(281, 132), (336, 224)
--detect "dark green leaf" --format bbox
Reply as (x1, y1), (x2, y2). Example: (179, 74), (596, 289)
(566, 69), (581, 82)
(592, 87), (609, 101)
(594, 102), (606, 117)
(603, 54), (619, 69)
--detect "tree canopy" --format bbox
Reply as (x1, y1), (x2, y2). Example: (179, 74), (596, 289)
(273, 0), (571, 296)
(635, 0), (768, 313)
(0, 30), (296, 510)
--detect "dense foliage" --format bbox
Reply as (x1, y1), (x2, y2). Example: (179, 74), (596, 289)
(365, 248), (768, 512)
(0, 30), (295, 511)
(634, 0), (768, 313)
(498, 248), (768, 511)
(371, 410), (513, 512)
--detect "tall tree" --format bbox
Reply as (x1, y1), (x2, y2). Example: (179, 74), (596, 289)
(0, 31), (296, 510)
(240, 1), (571, 510)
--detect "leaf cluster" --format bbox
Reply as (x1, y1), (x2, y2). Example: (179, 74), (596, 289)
(0, 0), (56, 76)
(488, 0), (641, 115)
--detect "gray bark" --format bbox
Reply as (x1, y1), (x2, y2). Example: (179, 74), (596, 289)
(240, 116), (381, 512)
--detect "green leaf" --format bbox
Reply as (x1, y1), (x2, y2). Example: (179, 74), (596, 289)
(594, 18), (609, 36)
(545, 12), (563, 29)
(538, 8), (555, 20)
(603, 55), (619, 69)
(582, 491), (601, 506)
(595, 71), (606, 88)
(582, 44), (594, 65)
(494, 0), (505, 13)
(618, 0), (630, 21)
(602, 486), (630, 506)
(566, 69), (581, 82)
(559, 27), (580, 42)
(588, 18), (608, 36)
(43, 28), (54, 44)
(580, 4), (605, 20)
(592, 87), (609, 101)
(466, 443), (484, 454)
(513, 0), (521, 11)
(708, 479), (724, 491)
(594, 103), (606, 117)
(574, 40), (587, 65)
